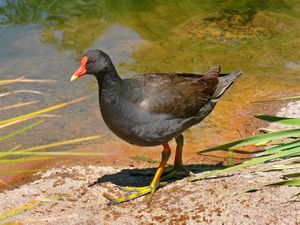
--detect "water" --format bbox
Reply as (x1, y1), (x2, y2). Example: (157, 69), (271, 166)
(0, 0), (300, 165)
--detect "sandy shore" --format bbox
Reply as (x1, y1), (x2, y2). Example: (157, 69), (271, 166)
(0, 101), (299, 225)
(0, 163), (299, 225)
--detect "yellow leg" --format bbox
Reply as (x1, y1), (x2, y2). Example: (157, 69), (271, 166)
(174, 134), (184, 166)
(161, 135), (194, 181)
(110, 143), (171, 205)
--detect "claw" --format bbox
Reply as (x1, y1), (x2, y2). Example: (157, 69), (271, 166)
(109, 186), (153, 205)
(147, 186), (156, 205)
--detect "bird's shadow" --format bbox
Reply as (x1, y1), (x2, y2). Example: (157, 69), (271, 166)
(89, 163), (227, 188)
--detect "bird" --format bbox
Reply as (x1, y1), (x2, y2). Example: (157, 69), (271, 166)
(70, 49), (242, 204)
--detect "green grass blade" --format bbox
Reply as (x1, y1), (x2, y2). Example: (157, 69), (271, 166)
(0, 120), (44, 142)
(0, 145), (22, 159)
(15, 135), (101, 153)
(197, 129), (300, 154)
(0, 135), (101, 165)
(272, 163), (300, 170)
(0, 114), (58, 129)
(282, 172), (300, 179)
(227, 149), (234, 166)
(190, 146), (300, 181)
(293, 192), (300, 198)
(0, 96), (88, 126)
(255, 115), (300, 125)
(240, 188), (260, 193)
(256, 140), (296, 146)
(275, 96), (300, 101)
(253, 95), (300, 103)
(257, 128), (279, 133)
(0, 151), (105, 156)
(267, 178), (300, 187)
(264, 140), (300, 154)
(0, 198), (52, 222)
(0, 169), (44, 174)
(0, 194), (69, 222)
(0, 156), (51, 164)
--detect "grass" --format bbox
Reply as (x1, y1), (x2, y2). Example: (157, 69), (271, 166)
(0, 114), (58, 129)
(7, 135), (101, 153)
(196, 129), (300, 154)
(191, 96), (300, 196)
(0, 120), (44, 143)
(252, 95), (300, 103)
(0, 96), (88, 127)
(0, 77), (104, 223)
(0, 197), (53, 222)
(0, 77), (104, 189)
(255, 115), (300, 125)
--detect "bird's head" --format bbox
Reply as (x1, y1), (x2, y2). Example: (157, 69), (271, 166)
(70, 50), (113, 81)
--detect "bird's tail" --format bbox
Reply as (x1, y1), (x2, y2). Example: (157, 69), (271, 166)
(211, 70), (242, 100)
(204, 65), (221, 77)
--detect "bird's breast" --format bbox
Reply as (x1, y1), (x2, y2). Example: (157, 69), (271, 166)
(99, 99), (145, 145)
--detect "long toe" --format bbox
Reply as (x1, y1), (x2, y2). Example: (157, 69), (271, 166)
(110, 183), (165, 205)
(111, 143), (171, 205)
(109, 187), (152, 205)
(130, 169), (157, 177)
(118, 182), (168, 192)
(160, 165), (194, 181)
(130, 166), (172, 177)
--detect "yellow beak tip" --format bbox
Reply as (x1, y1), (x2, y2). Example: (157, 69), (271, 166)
(70, 75), (78, 82)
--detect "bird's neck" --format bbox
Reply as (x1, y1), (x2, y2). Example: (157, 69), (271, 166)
(96, 68), (122, 102)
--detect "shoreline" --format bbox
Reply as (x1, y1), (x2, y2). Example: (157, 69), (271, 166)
(0, 100), (299, 224)
(0, 98), (285, 193)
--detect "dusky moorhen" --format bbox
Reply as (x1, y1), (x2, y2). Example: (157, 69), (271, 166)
(71, 49), (242, 204)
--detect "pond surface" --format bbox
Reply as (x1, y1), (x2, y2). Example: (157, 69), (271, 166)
(0, 0), (300, 165)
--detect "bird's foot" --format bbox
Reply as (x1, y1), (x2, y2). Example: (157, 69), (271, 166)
(130, 165), (194, 180)
(109, 182), (167, 205)
(118, 181), (168, 192)
(130, 166), (172, 177)
(160, 164), (195, 181)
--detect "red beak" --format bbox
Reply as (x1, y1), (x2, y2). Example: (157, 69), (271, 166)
(70, 56), (88, 81)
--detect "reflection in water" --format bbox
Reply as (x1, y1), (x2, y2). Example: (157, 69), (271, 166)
(0, 0), (300, 160)
(89, 25), (148, 75)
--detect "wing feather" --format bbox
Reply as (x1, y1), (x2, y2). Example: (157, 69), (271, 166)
(122, 70), (219, 118)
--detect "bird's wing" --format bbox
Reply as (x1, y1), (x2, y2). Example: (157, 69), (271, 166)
(123, 67), (220, 118)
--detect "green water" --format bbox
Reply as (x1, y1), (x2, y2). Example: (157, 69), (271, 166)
(0, 0), (300, 153)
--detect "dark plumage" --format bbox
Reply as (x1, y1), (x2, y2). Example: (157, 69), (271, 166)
(71, 49), (242, 204)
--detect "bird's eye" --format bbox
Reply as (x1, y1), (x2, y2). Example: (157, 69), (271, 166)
(90, 59), (96, 64)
